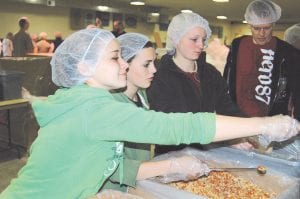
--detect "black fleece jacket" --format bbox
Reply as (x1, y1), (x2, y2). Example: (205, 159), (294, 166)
(147, 54), (243, 116)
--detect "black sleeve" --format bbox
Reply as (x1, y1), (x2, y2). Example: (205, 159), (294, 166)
(213, 67), (246, 117)
(223, 49), (232, 80)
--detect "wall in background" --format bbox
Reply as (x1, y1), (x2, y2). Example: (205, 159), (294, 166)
(0, 3), (72, 39)
(0, 2), (156, 41)
(0, 2), (290, 46)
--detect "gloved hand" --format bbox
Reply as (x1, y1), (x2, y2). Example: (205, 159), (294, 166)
(231, 141), (254, 151)
(205, 38), (229, 73)
(21, 87), (47, 103)
(22, 87), (33, 100)
(160, 155), (210, 183)
(259, 114), (300, 147)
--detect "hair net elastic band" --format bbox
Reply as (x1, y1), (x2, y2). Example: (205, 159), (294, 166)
(81, 31), (103, 63)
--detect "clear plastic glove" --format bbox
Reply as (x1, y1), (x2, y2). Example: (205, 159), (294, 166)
(22, 87), (47, 103)
(259, 114), (300, 147)
(22, 87), (33, 100)
(231, 141), (254, 151)
(160, 155), (210, 183)
(205, 38), (229, 74)
(94, 189), (142, 199)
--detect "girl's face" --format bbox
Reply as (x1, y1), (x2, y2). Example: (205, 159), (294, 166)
(88, 39), (128, 90)
(176, 26), (207, 61)
(127, 47), (157, 90)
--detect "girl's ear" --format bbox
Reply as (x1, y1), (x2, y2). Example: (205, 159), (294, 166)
(77, 62), (93, 77)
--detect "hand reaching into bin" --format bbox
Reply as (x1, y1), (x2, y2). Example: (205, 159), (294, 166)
(214, 114), (299, 144)
(157, 155), (210, 183)
(258, 114), (299, 147)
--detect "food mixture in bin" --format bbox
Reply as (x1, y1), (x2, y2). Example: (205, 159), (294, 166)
(169, 171), (276, 199)
(136, 148), (300, 199)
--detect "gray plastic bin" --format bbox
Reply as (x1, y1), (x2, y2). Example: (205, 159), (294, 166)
(0, 70), (25, 100)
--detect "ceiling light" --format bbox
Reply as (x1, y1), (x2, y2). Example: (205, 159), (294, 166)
(242, 20), (248, 24)
(26, 0), (39, 3)
(181, 9), (193, 13)
(151, 13), (160, 17)
(212, 0), (230, 2)
(130, 1), (145, 6)
(97, 6), (109, 11)
(216, 16), (227, 19)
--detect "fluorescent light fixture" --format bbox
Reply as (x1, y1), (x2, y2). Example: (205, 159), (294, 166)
(26, 0), (39, 3)
(97, 6), (109, 11)
(213, 0), (229, 2)
(151, 13), (160, 17)
(216, 15), (227, 19)
(181, 9), (193, 13)
(130, 1), (145, 5)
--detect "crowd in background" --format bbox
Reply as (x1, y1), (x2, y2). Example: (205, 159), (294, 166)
(0, 17), (63, 57)
(2, 11), (298, 57)
(0, 16), (130, 57)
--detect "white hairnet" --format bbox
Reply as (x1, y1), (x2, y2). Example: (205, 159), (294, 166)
(51, 28), (115, 87)
(284, 23), (300, 45)
(166, 13), (211, 55)
(245, 0), (281, 25)
(117, 33), (149, 62)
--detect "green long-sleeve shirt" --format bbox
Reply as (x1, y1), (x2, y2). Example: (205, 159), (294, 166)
(0, 84), (215, 199)
(103, 90), (151, 191)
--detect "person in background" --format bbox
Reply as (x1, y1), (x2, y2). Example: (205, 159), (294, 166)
(36, 32), (54, 53)
(86, 17), (103, 29)
(95, 17), (103, 28)
(53, 31), (63, 52)
(284, 23), (300, 50)
(2, 32), (14, 57)
(224, 0), (300, 121)
(111, 20), (126, 37)
(2, 28), (298, 199)
(31, 33), (38, 53)
(13, 17), (33, 56)
(147, 12), (251, 154)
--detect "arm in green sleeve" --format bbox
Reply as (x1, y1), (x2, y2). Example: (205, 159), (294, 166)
(86, 101), (216, 145)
